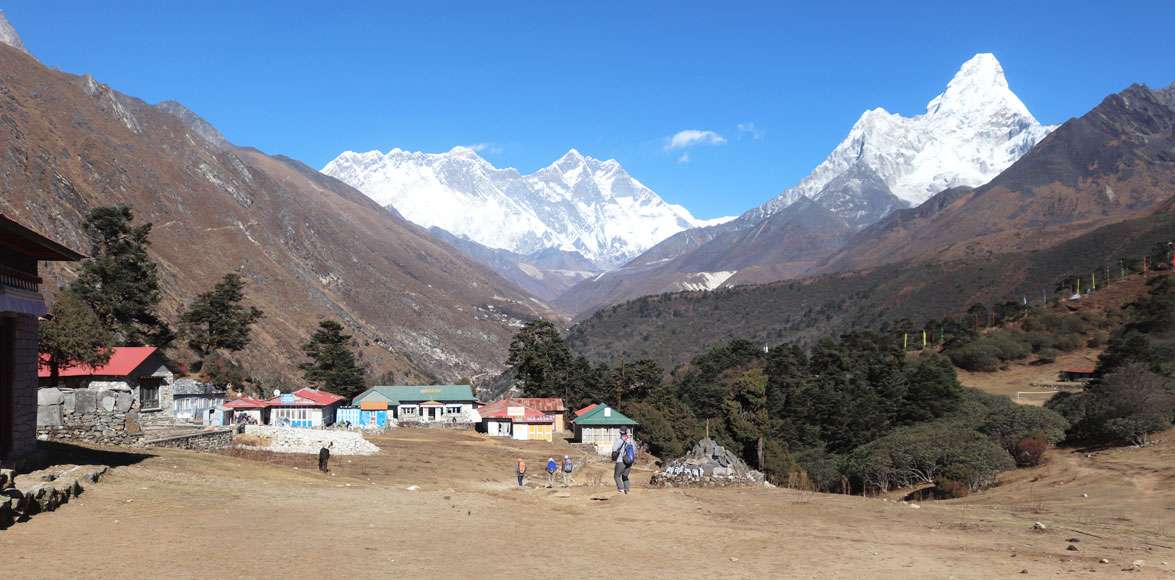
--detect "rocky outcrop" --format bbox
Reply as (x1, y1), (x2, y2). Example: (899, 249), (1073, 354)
(0, 465), (109, 530)
(650, 438), (765, 488)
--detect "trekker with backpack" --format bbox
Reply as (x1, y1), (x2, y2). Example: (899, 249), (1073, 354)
(516, 457), (527, 487)
(611, 429), (636, 494)
(545, 457), (558, 488)
(561, 455), (573, 487)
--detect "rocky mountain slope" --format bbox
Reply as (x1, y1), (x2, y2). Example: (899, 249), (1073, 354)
(825, 81), (1175, 272)
(322, 147), (726, 270)
(557, 53), (1055, 316)
(0, 40), (551, 384)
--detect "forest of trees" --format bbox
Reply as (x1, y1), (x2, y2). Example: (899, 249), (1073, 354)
(508, 320), (1069, 496)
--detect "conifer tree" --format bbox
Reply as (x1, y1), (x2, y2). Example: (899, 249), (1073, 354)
(180, 272), (264, 358)
(70, 206), (174, 347)
(39, 290), (113, 384)
(299, 320), (366, 399)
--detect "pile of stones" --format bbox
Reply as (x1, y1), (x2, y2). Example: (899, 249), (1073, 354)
(240, 425), (380, 455)
(0, 465), (110, 530)
(649, 438), (766, 488)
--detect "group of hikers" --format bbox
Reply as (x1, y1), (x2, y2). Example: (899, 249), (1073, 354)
(515, 428), (637, 495)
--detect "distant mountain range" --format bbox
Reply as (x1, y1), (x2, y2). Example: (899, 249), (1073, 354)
(322, 147), (730, 270)
(557, 53), (1059, 315)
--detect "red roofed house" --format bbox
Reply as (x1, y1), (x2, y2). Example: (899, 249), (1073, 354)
(478, 399), (556, 441)
(223, 396), (270, 425)
(2, 214), (83, 470)
(508, 397), (567, 432)
(574, 403), (598, 418)
(266, 388), (345, 428)
(37, 346), (178, 414)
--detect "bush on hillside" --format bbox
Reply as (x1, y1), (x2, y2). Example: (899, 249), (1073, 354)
(1014, 436), (1049, 467)
(947, 342), (1003, 372)
(844, 423), (1015, 494)
(1050, 363), (1175, 446)
(978, 403), (1069, 456)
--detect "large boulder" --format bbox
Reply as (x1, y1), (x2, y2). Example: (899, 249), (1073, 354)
(37, 387), (65, 406)
(114, 391), (133, 412)
(100, 392), (117, 412)
(72, 389), (98, 414)
(37, 404), (63, 427)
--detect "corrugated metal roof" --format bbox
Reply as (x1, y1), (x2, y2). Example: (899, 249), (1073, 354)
(509, 397), (566, 412)
(574, 403), (598, 417)
(37, 346), (160, 378)
(574, 404), (638, 426)
(266, 388), (345, 407)
(224, 396), (269, 409)
(479, 400), (554, 424)
(353, 385), (475, 405)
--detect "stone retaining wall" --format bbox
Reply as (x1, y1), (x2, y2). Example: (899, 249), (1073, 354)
(143, 429), (233, 451)
(241, 425), (380, 455)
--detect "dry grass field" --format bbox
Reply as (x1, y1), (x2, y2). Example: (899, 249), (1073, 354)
(2, 428), (1173, 579)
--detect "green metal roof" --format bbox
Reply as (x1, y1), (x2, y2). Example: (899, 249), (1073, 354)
(573, 404), (639, 426)
(352, 385), (475, 405)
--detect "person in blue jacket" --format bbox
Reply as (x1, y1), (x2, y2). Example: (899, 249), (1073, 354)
(545, 457), (558, 488)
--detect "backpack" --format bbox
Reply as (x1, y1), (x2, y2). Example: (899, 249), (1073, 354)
(546, 459), (557, 473)
(563, 459), (573, 472)
(517, 460), (526, 474)
(623, 441), (636, 466)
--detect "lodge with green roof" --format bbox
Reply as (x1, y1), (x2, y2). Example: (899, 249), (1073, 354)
(573, 403), (639, 455)
(352, 385), (478, 424)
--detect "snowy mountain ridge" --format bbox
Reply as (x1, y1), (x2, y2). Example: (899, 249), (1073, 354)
(323, 146), (729, 269)
(754, 53), (1055, 221)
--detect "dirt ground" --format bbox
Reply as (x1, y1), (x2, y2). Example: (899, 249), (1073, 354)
(2, 428), (1173, 579)
(956, 349), (1100, 405)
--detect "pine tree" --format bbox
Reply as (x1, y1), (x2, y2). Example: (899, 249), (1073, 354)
(70, 206), (174, 347)
(39, 291), (113, 384)
(299, 320), (366, 399)
(180, 273), (264, 358)
(506, 320), (573, 397)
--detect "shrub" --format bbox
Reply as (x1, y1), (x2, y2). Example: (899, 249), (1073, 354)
(947, 342), (1002, 372)
(1034, 348), (1059, 365)
(1013, 436), (1048, 467)
(845, 423), (1015, 494)
(979, 404), (1068, 454)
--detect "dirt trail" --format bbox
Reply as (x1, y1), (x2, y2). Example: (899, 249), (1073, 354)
(2, 429), (1173, 579)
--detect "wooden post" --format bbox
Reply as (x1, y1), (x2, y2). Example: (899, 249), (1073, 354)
(757, 436), (765, 470)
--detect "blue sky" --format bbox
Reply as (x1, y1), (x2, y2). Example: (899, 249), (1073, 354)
(6, 1), (1174, 219)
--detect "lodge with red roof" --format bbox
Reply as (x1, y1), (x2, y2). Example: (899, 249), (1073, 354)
(477, 398), (559, 441)
(38, 346), (178, 413)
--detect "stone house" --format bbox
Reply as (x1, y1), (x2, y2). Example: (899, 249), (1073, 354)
(170, 378), (226, 424)
(38, 346), (178, 415)
(573, 404), (639, 456)
(0, 214), (84, 470)
(352, 385), (478, 424)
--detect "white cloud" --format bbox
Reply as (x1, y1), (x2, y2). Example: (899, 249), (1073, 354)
(676, 152), (690, 164)
(665, 129), (726, 151)
(455, 143), (502, 154)
(737, 122), (764, 140)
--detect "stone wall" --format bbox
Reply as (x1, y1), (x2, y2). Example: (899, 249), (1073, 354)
(2, 315), (41, 470)
(143, 429), (233, 451)
(0, 465), (109, 530)
(240, 425), (380, 455)
(36, 386), (145, 447)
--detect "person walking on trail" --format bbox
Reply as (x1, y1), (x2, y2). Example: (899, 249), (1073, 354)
(611, 429), (636, 494)
(516, 457), (527, 487)
(318, 441), (333, 473)
(561, 455), (574, 487)
(545, 457), (558, 488)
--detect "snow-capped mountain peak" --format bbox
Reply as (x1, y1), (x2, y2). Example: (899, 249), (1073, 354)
(754, 52), (1055, 220)
(0, 10), (29, 54)
(322, 147), (720, 268)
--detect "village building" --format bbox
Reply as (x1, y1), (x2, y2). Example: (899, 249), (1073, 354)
(351, 385), (478, 424)
(266, 388), (345, 428)
(223, 396), (270, 425)
(477, 399), (556, 441)
(336, 400), (392, 430)
(0, 214), (83, 470)
(37, 346), (178, 415)
(170, 378), (226, 424)
(573, 404), (639, 455)
(507, 397), (567, 431)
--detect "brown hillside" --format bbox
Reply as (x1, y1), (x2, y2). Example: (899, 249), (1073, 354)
(0, 43), (551, 384)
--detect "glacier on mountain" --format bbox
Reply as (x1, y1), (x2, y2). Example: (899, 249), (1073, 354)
(755, 53), (1055, 221)
(322, 147), (729, 269)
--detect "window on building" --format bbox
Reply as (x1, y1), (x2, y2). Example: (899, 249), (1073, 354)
(446, 405), (462, 414)
(139, 378), (162, 410)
